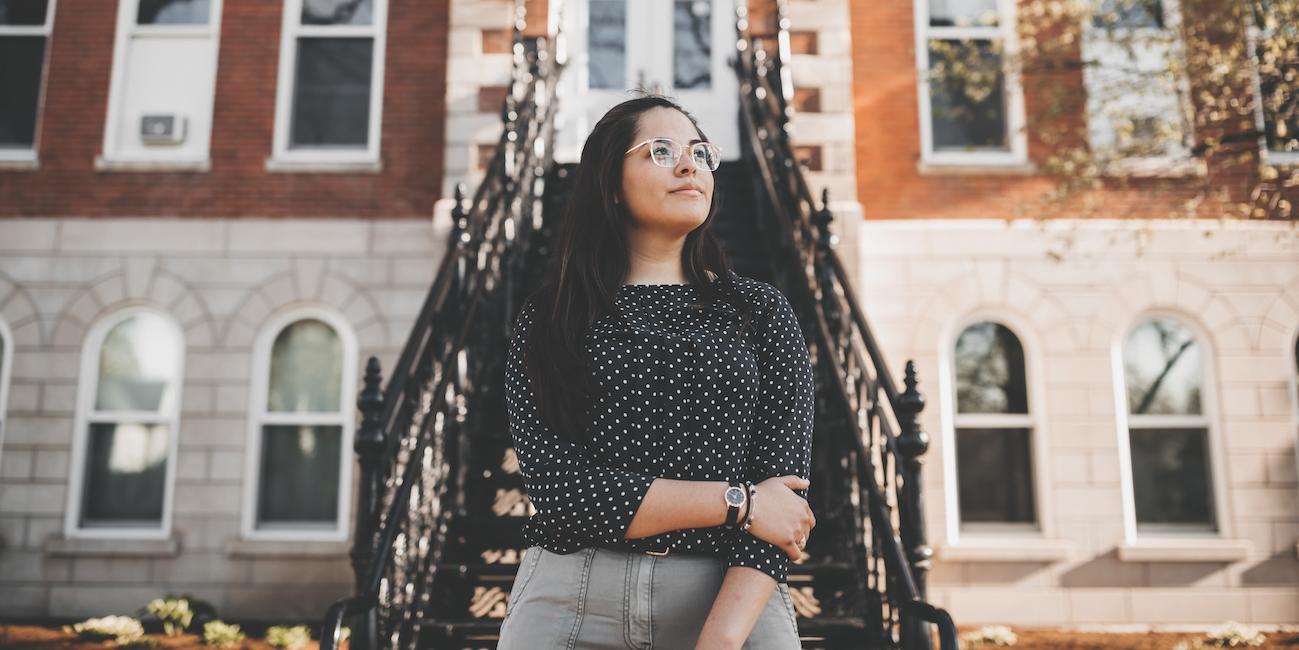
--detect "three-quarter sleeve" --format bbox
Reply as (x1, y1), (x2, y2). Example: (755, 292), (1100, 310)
(506, 296), (658, 549)
(725, 286), (815, 584)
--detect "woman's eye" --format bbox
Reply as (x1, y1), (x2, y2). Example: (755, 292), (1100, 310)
(651, 145), (671, 157)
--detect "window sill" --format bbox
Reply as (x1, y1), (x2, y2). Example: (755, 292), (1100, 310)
(1099, 156), (1207, 178)
(94, 156), (211, 172)
(916, 161), (1038, 176)
(0, 157), (39, 171)
(936, 538), (1074, 562)
(225, 539), (350, 558)
(1116, 538), (1252, 563)
(264, 157), (381, 174)
(44, 535), (181, 558)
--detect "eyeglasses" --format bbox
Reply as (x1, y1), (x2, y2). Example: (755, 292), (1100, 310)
(624, 137), (722, 172)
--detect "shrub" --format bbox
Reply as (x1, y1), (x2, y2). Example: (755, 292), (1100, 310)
(202, 620), (246, 647)
(266, 624), (313, 649)
(63, 615), (145, 644)
(959, 624), (1018, 648)
(145, 597), (194, 636)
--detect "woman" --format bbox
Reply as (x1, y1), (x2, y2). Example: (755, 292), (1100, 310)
(498, 93), (815, 650)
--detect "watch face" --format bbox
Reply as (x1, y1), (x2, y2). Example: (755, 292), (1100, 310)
(724, 486), (745, 506)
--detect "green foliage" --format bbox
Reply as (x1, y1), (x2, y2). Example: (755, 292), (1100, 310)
(202, 620), (246, 647)
(145, 597), (194, 636)
(266, 624), (313, 649)
(63, 615), (145, 644)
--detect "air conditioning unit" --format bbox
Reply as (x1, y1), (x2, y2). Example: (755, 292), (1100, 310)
(140, 114), (187, 145)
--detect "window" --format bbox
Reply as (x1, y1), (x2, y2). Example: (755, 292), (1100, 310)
(951, 321), (1038, 531)
(0, 0), (55, 163)
(914, 0), (1027, 165)
(269, 0), (388, 167)
(1080, 0), (1196, 170)
(1249, 0), (1298, 164)
(242, 309), (357, 541)
(98, 0), (223, 168)
(0, 319), (11, 459)
(1117, 316), (1219, 534)
(65, 308), (185, 538)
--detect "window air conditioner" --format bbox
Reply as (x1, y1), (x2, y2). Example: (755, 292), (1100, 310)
(140, 114), (187, 145)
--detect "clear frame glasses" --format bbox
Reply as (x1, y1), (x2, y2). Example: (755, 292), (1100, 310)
(624, 137), (722, 172)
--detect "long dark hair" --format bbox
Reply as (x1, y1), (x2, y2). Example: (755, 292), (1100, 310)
(521, 93), (758, 446)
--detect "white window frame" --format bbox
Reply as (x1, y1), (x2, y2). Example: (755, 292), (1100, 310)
(913, 0), (1028, 167)
(0, 0), (56, 164)
(1111, 310), (1232, 542)
(938, 312), (1057, 545)
(64, 306), (186, 540)
(0, 318), (13, 466)
(98, 0), (224, 169)
(1289, 327), (1299, 513)
(241, 306), (358, 542)
(1246, 3), (1299, 166)
(1080, 0), (1199, 176)
(267, 0), (389, 170)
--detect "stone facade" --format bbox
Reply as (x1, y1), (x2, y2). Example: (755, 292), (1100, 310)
(0, 217), (450, 619)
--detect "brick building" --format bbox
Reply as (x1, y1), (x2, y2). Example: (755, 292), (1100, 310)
(1, 0), (1296, 631)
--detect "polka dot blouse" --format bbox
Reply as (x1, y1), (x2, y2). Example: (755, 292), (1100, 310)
(504, 269), (815, 585)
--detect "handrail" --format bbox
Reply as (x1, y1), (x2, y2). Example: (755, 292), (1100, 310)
(318, 11), (563, 648)
(733, 1), (957, 648)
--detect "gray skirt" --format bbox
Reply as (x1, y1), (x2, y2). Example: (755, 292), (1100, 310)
(497, 544), (801, 649)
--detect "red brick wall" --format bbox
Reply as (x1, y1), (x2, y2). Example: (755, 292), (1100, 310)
(0, 0), (450, 219)
(847, 0), (1283, 220)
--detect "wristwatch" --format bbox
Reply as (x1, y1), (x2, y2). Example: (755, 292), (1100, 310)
(723, 479), (748, 528)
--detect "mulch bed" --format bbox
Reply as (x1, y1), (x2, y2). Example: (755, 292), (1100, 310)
(0, 624), (344, 649)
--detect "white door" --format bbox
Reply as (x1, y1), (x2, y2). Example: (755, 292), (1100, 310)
(556, 0), (740, 163)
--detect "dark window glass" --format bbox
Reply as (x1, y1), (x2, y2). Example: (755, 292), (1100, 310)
(928, 39), (1008, 151)
(1254, 8), (1298, 155)
(256, 424), (342, 525)
(588, 0), (625, 89)
(1092, 0), (1165, 29)
(136, 0), (210, 25)
(956, 427), (1036, 524)
(0, 0), (48, 25)
(290, 38), (373, 147)
(80, 422), (169, 527)
(928, 0), (998, 27)
(1123, 317), (1202, 416)
(955, 321), (1028, 414)
(673, 0), (710, 90)
(0, 36), (45, 147)
(1129, 427), (1215, 528)
(301, 0), (372, 26)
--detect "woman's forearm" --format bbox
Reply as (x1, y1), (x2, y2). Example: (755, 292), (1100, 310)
(624, 478), (730, 539)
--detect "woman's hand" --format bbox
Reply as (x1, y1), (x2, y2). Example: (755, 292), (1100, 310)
(744, 475), (815, 561)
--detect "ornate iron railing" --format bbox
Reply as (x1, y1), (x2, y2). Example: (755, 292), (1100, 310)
(318, 8), (562, 648)
(733, 2), (958, 648)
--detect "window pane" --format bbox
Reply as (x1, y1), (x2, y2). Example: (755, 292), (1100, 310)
(1122, 316), (1202, 415)
(290, 37), (373, 148)
(1255, 16), (1298, 155)
(256, 424), (342, 525)
(80, 422), (168, 527)
(956, 427), (1036, 524)
(1091, 0), (1165, 29)
(95, 313), (181, 413)
(0, 0), (48, 25)
(928, 39), (1008, 151)
(301, 0), (373, 26)
(928, 0), (998, 27)
(136, 0), (210, 25)
(1130, 426), (1214, 528)
(588, 0), (625, 89)
(955, 321), (1028, 414)
(673, 0), (711, 90)
(267, 319), (343, 413)
(0, 36), (45, 148)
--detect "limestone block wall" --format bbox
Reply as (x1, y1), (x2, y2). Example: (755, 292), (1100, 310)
(0, 217), (448, 620)
(855, 218), (1299, 626)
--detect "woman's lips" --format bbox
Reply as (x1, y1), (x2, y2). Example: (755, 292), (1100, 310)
(671, 189), (703, 197)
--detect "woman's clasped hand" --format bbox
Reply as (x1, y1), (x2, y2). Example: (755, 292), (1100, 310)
(745, 475), (815, 561)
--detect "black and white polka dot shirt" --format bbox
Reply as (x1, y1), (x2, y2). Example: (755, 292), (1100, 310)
(505, 269), (814, 585)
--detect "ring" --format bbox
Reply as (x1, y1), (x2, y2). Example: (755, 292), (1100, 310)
(797, 536), (806, 548)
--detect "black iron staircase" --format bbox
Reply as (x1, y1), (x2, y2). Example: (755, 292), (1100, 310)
(319, 0), (957, 648)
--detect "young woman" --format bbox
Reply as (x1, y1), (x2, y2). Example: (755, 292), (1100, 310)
(497, 94), (815, 650)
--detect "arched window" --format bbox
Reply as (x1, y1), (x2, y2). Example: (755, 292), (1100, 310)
(242, 309), (356, 541)
(66, 308), (185, 537)
(1119, 315), (1216, 533)
(952, 320), (1038, 529)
